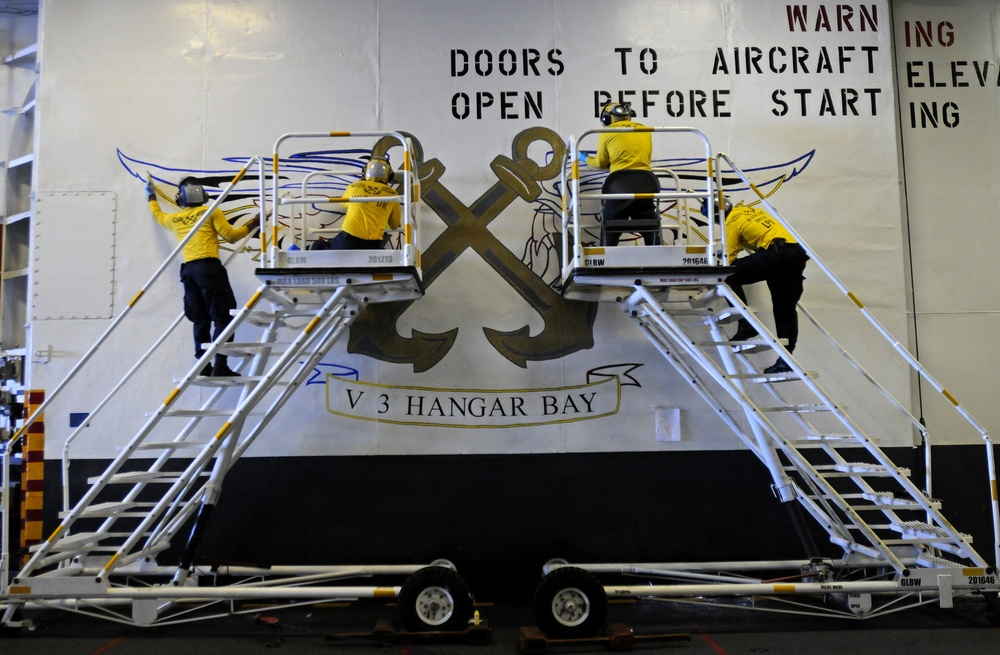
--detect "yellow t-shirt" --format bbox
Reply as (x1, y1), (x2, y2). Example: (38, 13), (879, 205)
(150, 200), (250, 262)
(725, 205), (797, 262)
(585, 120), (652, 172)
(340, 180), (402, 241)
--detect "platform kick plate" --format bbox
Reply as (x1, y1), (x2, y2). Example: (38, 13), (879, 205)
(562, 245), (731, 302)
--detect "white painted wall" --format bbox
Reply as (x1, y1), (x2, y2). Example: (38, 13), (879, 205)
(26, 0), (944, 460)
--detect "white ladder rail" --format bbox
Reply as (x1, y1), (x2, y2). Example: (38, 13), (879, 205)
(630, 284), (929, 570)
(629, 296), (862, 552)
(716, 152), (999, 572)
(93, 286), (356, 583)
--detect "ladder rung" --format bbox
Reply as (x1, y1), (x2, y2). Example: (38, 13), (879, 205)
(29, 531), (113, 551)
(761, 403), (840, 413)
(59, 501), (156, 518)
(894, 521), (967, 541)
(136, 440), (212, 450)
(792, 462), (909, 477)
(785, 434), (864, 446)
(91, 471), (202, 484)
(832, 492), (939, 510)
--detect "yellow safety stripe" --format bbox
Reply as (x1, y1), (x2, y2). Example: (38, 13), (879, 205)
(231, 165), (249, 185)
(329, 131), (351, 137)
(941, 389), (960, 406)
(847, 291), (864, 309)
(304, 316), (321, 334)
(634, 193), (656, 200)
(750, 181), (764, 199)
(214, 421), (232, 441)
(46, 524), (64, 542)
(103, 552), (120, 572)
(405, 224), (413, 245)
(128, 289), (145, 307)
(164, 388), (181, 406)
(373, 587), (396, 599)
(271, 154), (279, 174)
(773, 584), (796, 593)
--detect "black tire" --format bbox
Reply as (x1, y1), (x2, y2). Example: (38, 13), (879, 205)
(533, 566), (607, 639)
(397, 565), (474, 633)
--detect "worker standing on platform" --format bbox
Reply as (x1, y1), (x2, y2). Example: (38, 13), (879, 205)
(703, 197), (809, 375)
(148, 176), (250, 377)
(310, 156), (401, 250)
(579, 102), (661, 246)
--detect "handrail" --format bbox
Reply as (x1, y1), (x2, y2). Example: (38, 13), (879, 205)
(266, 132), (418, 267)
(716, 151), (999, 572)
(561, 127), (718, 280)
(1, 158), (261, 593)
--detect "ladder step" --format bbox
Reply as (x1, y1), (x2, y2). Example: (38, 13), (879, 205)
(28, 531), (108, 551)
(793, 462), (909, 477)
(90, 471), (204, 484)
(136, 440), (212, 450)
(893, 521), (968, 541)
(59, 501), (156, 518)
(785, 433), (864, 446)
(849, 492), (940, 510)
(160, 409), (262, 417)
(761, 403), (840, 413)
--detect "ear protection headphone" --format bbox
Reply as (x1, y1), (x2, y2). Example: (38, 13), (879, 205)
(175, 178), (208, 207)
(364, 157), (394, 183)
(600, 102), (636, 126)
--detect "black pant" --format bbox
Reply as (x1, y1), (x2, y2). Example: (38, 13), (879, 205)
(310, 231), (386, 250)
(180, 257), (237, 358)
(601, 170), (661, 246)
(726, 240), (808, 352)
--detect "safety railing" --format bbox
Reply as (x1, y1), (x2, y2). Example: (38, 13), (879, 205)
(0, 158), (262, 594)
(715, 152), (999, 572)
(561, 127), (720, 281)
(264, 131), (419, 268)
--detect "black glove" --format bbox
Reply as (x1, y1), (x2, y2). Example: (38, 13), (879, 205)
(145, 177), (156, 201)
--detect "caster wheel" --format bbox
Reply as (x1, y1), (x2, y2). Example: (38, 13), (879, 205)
(533, 566), (607, 638)
(397, 565), (474, 632)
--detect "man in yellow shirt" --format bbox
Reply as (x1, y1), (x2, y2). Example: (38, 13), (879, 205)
(310, 157), (401, 250)
(703, 197), (809, 374)
(149, 177), (251, 376)
(580, 102), (661, 246)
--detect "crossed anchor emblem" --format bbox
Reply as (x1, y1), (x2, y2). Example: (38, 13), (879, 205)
(348, 127), (598, 372)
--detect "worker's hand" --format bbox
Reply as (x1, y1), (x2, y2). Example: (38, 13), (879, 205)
(145, 177), (156, 201)
(577, 151), (589, 165)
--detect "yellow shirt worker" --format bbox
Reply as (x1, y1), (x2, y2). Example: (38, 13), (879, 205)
(312, 157), (401, 250)
(580, 102), (660, 246)
(705, 198), (809, 375)
(149, 176), (250, 376)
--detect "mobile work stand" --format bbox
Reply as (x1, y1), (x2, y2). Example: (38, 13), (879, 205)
(533, 128), (1000, 638)
(0, 132), (477, 634)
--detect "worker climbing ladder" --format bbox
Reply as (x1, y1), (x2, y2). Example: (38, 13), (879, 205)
(534, 127), (1000, 638)
(0, 132), (476, 634)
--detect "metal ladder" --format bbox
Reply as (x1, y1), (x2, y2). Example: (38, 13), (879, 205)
(12, 272), (420, 586)
(1, 132), (480, 633)
(624, 279), (984, 572)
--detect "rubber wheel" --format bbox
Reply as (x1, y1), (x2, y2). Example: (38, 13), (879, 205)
(533, 566), (607, 639)
(397, 565), (474, 633)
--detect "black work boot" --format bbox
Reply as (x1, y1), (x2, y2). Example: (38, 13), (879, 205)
(212, 355), (239, 377)
(730, 320), (759, 342)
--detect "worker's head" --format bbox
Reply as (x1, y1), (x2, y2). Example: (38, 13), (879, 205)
(700, 194), (733, 221)
(364, 157), (394, 184)
(175, 177), (208, 207)
(600, 102), (635, 126)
